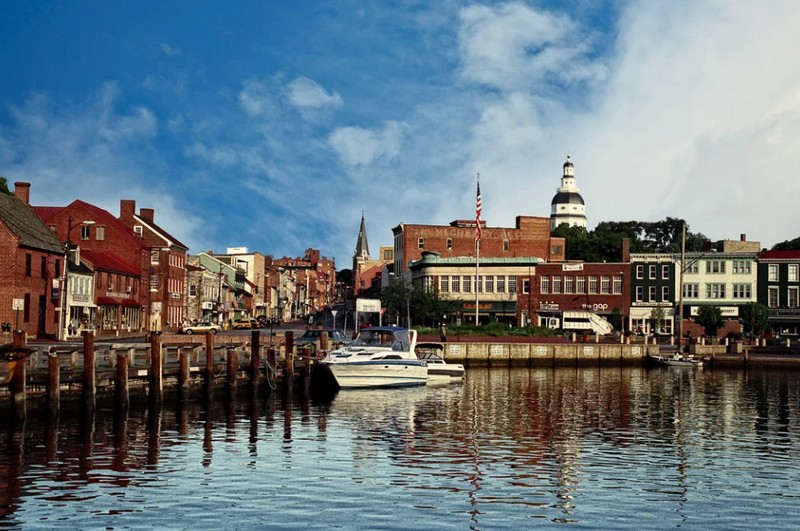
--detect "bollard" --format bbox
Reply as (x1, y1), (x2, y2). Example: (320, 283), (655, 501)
(82, 331), (95, 412)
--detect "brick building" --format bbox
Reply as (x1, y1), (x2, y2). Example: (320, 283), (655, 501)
(119, 199), (189, 332)
(0, 183), (67, 339)
(392, 216), (565, 276)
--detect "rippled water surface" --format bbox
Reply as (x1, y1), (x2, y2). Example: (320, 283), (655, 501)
(2, 367), (800, 529)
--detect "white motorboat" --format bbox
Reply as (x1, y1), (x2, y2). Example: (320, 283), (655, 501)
(415, 342), (465, 381)
(647, 352), (703, 368)
(316, 327), (428, 389)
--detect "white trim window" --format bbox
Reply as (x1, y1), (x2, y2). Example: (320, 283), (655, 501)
(440, 276), (449, 293)
(540, 276), (550, 294)
(789, 264), (799, 283)
(649, 265), (656, 280)
(706, 283), (726, 299)
(732, 283), (751, 299)
(661, 286), (669, 302)
(552, 276), (562, 294)
(768, 286), (779, 307)
(788, 287), (799, 308)
(564, 276), (574, 294)
(768, 264), (779, 282)
(576, 275), (586, 294)
(649, 286), (656, 302)
(661, 264), (669, 279)
(636, 286), (643, 302)
(683, 283), (699, 299)
(636, 265), (643, 279)
(732, 260), (751, 274)
(706, 260), (725, 274)
(588, 276), (598, 294)
(451, 276), (461, 292)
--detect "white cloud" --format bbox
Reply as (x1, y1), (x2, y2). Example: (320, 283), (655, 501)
(160, 42), (182, 56)
(329, 121), (407, 167)
(287, 77), (343, 110)
(238, 79), (274, 117)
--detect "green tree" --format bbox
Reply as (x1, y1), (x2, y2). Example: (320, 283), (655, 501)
(648, 306), (667, 333)
(740, 302), (770, 337)
(380, 277), (414, 327)
(772, 237), (800, 251)
(695, 305), (724, 336)
(0, 177), (11, 196)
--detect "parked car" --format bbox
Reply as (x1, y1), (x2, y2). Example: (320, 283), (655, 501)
(295, 329), (349, 347)
(233, 319), (253, 330)
(181, 320), (221, 335)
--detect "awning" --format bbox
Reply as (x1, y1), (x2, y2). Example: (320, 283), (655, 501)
(96, 297), (121, 306)
(121, 299), (140, 307)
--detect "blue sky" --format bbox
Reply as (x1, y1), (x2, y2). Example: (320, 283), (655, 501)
(2, 1), (799, 268)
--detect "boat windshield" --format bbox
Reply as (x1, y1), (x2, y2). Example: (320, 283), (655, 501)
(351, 329), (409, 351)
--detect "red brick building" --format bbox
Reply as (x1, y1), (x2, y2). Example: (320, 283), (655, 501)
(0, 183), (67, 339)
(392, 216), (565, 275)
(33, 198), (145, 334)
(518, 261), (629, 332)
(118, 200), (189, 333)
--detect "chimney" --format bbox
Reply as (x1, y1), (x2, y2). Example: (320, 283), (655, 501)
(740, 234), (746, 242)
(140, 208), (154, 222)
(621, 238), (631, 262)
(120, 199), (136, 220)
(14, 182), (30, 204)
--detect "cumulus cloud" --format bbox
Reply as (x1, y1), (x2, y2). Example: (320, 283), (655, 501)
(329, 121), (407, 167)
(238, 79), (274, 117)
(287, 77), (343, 110)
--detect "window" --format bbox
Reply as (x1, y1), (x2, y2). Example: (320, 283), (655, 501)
(661, 286), (669, 302)
(613, 275), (622, 295)
(452, 276), (461, 292)
(497, 276), (505, 293)
(40, 256), (47, 278)
(80, 225), (91, 240)
(55, 258), (61, 278)
(446, 238), (452, 250)
(25, 254), (31, 277)
(503, 239), (510, 251)
(732, 284), (751, 299)
(768, 264), (779, 282)
(706, 283), (726, 299)
(540, 276), (550, 294)
(552, 276), (562, 293)
(649, 286), (656, 302)
(485, 276), (494, 293)
(508, 277), (517, 293)
(151, 250), (160, 265)
(789, 287), (799, 308)
(649, 265), (656, 279)
(462, 276), (471, 293)
(790, 264), (799, 282)
(564, 276), (574, 294)
(706, 260), (725, 274)
(576, 276), (586, 294)
(522, 280), (530, 294)
(133, 225), (143, 237)
(23, 293), (30, 322)
(732, 260), (751, 274)
(661, 264), (670, 279)
(600, 276), (610, 294)
(636, 286), (643, 302)
(440, 276), (449, 293)
(476, 276), (483, 293)
(588, 276), (598, 294)
(683, 283), (699, 299)
(636, 265), (643, 279)
(768, 286), (779, 307)
(685, 261), (699, 274)
(189, 284), (197, 297)
(418, 237), (424, 249)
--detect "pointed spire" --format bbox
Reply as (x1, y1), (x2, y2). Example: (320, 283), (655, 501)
(354, 210), (370, 260)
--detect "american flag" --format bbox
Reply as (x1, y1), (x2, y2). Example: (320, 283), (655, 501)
(475, 177), (482, 242)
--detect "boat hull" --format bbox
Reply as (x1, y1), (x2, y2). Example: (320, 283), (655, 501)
(321, 359), (428, 389)
(647, 353), (703, 368)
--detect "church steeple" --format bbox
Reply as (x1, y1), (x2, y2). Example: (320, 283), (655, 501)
(354, 210), (370, 262)
(550, 155), (587, 232)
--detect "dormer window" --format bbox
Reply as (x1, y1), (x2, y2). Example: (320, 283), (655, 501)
(134, 225), (143, 237)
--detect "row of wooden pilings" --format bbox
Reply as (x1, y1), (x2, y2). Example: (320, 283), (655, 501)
(1, 329), (325, 417)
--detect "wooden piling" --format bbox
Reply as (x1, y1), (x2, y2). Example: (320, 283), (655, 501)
(150, 332), (163, 403)
(82, 331), (95, 412)
(205, 332), (215, 381)
(178, 347), (190, 392)
(47, 352), (60, 412)
(227, 348), (238, 388)
(250, 330), (261, 384)
(285, 331), (295, 382)
(267, 347), (277, 386)
(116, 349), (129, 410)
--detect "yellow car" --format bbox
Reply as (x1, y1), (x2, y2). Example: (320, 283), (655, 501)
(233, 319), (252, 330)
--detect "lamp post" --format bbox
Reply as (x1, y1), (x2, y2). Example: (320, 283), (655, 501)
(61, 217), (95, 341)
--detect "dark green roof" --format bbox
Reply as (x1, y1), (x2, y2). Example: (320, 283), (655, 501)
(0, 193), (65, 254)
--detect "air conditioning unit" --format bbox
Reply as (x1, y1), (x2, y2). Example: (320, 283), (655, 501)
(126, 286), (132, 293)
(107, 284), (113, 291)
(171, 292), (181, 299)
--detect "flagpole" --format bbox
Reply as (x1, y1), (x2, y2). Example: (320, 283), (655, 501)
(475, 173), (481, 326)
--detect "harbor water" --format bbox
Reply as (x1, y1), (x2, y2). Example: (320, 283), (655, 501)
(2, 366), (800, 529)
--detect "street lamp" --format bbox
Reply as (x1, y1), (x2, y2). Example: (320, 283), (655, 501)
(61, 217), (95, 341)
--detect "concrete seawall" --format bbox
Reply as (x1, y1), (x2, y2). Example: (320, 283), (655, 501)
(441, 341), (658, 367)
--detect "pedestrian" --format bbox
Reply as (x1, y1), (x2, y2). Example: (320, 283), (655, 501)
(439, 321), (448, 342)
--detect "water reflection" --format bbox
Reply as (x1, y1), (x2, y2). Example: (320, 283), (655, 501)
(1, 367), (800, 528)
